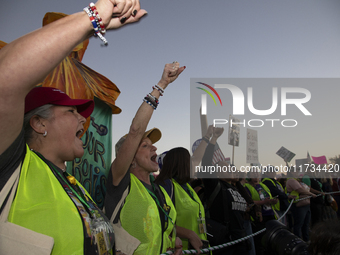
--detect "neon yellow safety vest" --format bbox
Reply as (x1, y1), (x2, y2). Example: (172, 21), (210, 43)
(285, 178), (300, 203)
(172, 179), (208, 250)
(261, 178), (283, 211)
(120, 174), (177, 255)
(244, 182), (277, 219)
(8, 145), (86, 255)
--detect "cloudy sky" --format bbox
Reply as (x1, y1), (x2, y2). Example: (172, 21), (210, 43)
(2, 0), (340, 169)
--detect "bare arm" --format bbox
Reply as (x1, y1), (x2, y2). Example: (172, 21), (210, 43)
(191, 125), (213, 168)
(254, 198), (278, 206)
(310, 187), (324, 196)
(0, 0), (147, 155)
(110, 63), (186, 186)
(296, 187), (317, 198)
(176, 226), (202, 254)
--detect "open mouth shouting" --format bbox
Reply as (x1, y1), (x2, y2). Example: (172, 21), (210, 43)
(76, 128), (84, 139)
(151, 154), (157, 164)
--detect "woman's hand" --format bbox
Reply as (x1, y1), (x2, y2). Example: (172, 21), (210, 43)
(157, 62), (186, 90)
(210, 126), (224, 144)
(288, 195), (296, 200)
(173, 237), (183, 255)
(263, 197), (272, 205)
(212, 127), (224, 139)
(188, 231), (203, 254)
(205, 125), (214, 139)
(311, 193), (318, 198)
(270, 198), (278, 204)
(95, 0), (147, 30)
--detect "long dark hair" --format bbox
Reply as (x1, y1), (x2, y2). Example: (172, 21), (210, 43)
(155, 147), (191, 186)
(308, 220), (340, 255)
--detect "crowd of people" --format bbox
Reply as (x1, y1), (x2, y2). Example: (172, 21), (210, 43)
(188, 127), (340, 255)
(0, 0), (339, 255)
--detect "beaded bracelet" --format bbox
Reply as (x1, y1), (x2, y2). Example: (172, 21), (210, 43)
(152, 84), (164, 96)
(143, 98), (157, 110)
(144, 96), (158, 108)
(89, 3), (106, 34)
(147, 93), (159, 104)
(84, 3), (108, 46)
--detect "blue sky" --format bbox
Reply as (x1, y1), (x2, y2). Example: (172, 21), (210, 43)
(2, 0), (340, 169)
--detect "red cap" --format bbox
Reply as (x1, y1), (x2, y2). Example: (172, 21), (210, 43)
(25, 87), (94, 118)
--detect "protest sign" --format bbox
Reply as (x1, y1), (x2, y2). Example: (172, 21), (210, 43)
(276, 146), (296, 162)
(247, 129), (259, 164)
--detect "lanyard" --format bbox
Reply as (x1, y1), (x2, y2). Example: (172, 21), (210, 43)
(34, 151), (94, 214)
(52, 164), (95, 214)
(146, 182), (174, 225)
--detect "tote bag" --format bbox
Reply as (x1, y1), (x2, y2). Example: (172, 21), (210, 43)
(0, 164), (54, 255)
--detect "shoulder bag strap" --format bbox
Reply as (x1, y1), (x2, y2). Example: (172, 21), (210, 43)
(206, 181), (221, 209)
(110, 185), (129, 224)
(0, 163), (21, 222)
(205, 180), (221, 218)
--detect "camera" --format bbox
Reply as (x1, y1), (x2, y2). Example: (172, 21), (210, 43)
(262, 220), (309, 255)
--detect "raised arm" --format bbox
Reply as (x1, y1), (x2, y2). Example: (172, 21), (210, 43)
(0, 0), (147, 155)
(191, 125), (213, 168)
(110, 62), (186, 186)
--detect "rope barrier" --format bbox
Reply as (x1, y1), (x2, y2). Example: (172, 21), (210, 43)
(160, 190), (340, 255)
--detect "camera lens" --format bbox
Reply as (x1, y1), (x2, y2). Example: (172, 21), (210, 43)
(262, 220), (309, 255)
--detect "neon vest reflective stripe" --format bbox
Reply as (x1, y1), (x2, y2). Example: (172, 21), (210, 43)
(8, 145), (84, 255)
(244, 183), (277, 218)
(172, 179), (208, 250)
(120, 174), (176, 255)
(286, 178), (300, 203)
(261, 178), (282, 211)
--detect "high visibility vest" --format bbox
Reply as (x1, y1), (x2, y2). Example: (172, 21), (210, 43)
(244, 182), (277, 219)
(172, 179), (208, 250)
(261, 178), (283, 211)
(120, 174), (177, 255)
(8, 145), (85, 255)
(285, 178), (300, 203)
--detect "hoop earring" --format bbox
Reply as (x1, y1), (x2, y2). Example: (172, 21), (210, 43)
(43, 131), (47, 137)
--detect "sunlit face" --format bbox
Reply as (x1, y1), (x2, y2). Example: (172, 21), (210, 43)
(134, 137), (158, 172)
(44, 106), (86, 161)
